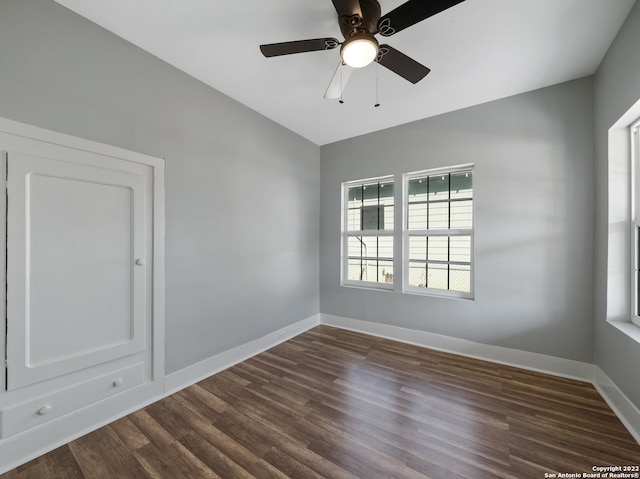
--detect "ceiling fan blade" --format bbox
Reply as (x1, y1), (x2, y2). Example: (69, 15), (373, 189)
(324, 62), (354, 99)
(376, 45), (430, 84)
(260, 38), (340, 57)
(377, 0), (465, 37)
(331, 0), (362, 18)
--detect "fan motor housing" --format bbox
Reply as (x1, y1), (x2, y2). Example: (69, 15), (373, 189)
(339, 0), (382, 38)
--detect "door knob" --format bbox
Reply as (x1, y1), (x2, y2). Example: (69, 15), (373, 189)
(135, 258), (145, 266)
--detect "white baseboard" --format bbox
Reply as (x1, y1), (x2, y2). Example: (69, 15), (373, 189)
(163, 314), (321, 396)
(320, 314), (594, 381)
(593, 366), (640, 444)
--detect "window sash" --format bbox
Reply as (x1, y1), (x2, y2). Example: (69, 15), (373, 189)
(403, 166), (474, 299)
(342, 176), (394, 290)
(404, 232), (474, 297)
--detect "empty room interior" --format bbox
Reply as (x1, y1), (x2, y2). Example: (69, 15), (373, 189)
(2, 0), (640, 477)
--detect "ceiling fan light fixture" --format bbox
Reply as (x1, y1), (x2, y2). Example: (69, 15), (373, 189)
(341, 34), (379, 68)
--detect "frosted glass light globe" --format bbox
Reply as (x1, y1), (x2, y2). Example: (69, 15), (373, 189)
(341, 36), (379, 68)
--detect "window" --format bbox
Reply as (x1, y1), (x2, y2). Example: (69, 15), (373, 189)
(632, 119), (640, 326)
(342, 177), (394, 289)
(340, 167), (473, 298)
(403, 165), (473, 298)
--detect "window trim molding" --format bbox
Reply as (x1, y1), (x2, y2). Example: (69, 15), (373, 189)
(402, 164), (475, 300)
(340, 175), (395, 291)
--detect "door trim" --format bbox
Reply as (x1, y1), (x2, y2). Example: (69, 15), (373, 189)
(1, 150), (7, 393)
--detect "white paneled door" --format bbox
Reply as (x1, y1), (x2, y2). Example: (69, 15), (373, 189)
(5, 149), (150, 390)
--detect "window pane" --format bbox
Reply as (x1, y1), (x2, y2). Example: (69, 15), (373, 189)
(409, 236), (426, 261)
(348, 259), (363, 281)
(450, 200), (472, 229)
(362, 258), (379, 282)
(428, 202), (449, 229)
(348, 237), (363, 258)
(379, 181), (394, 206)
(426, 263), (448, 290)
(347, 208), (361, 232)
(361, 205), (381, 230)
(450, 171), (472, 199)
(450, 236), (471, 263)
(408, 203), (428, 229)
(383, 205), (394, 230)
(362, 183), (379, 206)
(360, 236), (378, 258)
(348, 236), (378, 258)
(378, 237), (393, 259)
(450, 264), (471, 292)
(379, 260), (393, 283)
(408, 262), (426, 287)
(408, 178), (427, 201)
(428, 175), (449, 200)
(348, 186), (362, 209)
(427, 236), (449, 262)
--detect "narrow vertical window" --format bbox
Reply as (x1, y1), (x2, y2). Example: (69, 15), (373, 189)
(404, 165), (474, 298)
(632, 119), (640, 326)
(342, 177), (394, 289)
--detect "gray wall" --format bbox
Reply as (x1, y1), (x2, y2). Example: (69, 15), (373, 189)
(320, 77), (596, 363)
(0, 0), (320, 374)
(594, 2), (640, 405)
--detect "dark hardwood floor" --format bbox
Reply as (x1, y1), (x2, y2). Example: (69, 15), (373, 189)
(3, 325), (640, 478)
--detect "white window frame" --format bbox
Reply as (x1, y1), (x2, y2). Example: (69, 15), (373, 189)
(402, 164), (474, 299)
(631, 118), (640, 326)
(341, 175), (395, 291)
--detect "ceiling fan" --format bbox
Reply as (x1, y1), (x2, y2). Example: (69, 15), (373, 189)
(259, 0), (466, 100)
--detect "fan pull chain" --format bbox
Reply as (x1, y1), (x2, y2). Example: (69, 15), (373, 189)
(374, 62), (380, 108)
(339, 68), (344, 104)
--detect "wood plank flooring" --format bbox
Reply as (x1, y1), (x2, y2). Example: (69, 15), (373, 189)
(3, 325), (640, 478)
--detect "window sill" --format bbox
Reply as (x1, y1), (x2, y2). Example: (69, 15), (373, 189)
(607, 318), (640, 345)
(403, 286), (474, 301)
(341, 282), (394, 292)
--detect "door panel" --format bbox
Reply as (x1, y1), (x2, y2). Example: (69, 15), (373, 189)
(6, 152), (148, 390)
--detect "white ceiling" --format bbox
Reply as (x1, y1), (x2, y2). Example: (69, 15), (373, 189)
(54, 0), (636, 145)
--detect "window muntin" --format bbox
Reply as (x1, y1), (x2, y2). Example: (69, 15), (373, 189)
(404, 166), (473, 298)
(342, 178), (394, 289)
